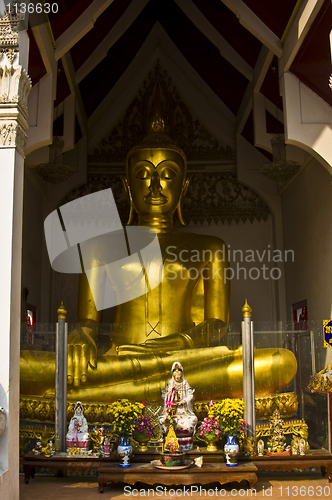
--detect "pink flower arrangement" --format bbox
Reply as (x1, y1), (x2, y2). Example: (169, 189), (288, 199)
(134, 416), (155, 438)
(239, 419), (249, 435)
(199, 416), (223, 440)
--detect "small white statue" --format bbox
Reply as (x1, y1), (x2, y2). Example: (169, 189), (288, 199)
(158, 361), (198, 452)
(34, 441), (42, 455)
(194, 456), (203, 468)
(50, 440), (55, 456)
(291, 436), (299, 455)
(66, 401), (90, 449)
(257, 439), (264, 456)
(299, 438), (306, 456)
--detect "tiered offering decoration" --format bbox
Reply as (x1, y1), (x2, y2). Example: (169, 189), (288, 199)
(165, 425), (179, 454)
(160, 424), (186, 466)
(267, 409), (290, 455)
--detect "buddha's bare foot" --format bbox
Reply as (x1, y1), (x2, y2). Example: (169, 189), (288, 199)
(43, 389), (55, 397)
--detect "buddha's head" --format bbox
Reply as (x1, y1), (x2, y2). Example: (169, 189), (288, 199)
(125, 109), (189, 229)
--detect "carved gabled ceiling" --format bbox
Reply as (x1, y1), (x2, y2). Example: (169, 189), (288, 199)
(26, 0), (332, 163)
(88, 61), (235, 170)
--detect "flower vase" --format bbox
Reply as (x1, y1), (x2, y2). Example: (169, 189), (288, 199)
(224, 435), (239, 466)
(135, 430), (149, 452)
(204, 434), (219, 452)
(117, 437), (132, 468)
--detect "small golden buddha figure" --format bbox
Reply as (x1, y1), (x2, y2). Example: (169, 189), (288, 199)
(20, 106), (297, 402)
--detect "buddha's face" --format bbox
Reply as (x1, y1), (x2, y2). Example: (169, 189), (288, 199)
(127, 149), (185, 218)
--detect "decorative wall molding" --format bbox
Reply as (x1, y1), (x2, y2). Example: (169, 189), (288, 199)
(89, 61), (235, 165)
(0, 121), (16, 145)
(0, 64), (32, 118)
(182, 173), (270, 225)
(63, 172), (270, 226)
(0, 9), (20, 53)
(35, 137), (76, 185)
(0, 9), (31, 156)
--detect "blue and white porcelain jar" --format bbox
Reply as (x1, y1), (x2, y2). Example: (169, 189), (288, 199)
(117, 437), (132, 468)
(224, 435), (239, 466)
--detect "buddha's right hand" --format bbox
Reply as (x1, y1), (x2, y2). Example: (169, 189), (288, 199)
(67, 326), (97, 387)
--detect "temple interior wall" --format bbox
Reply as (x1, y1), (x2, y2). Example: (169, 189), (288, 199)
(22, 173), (44, 321)
(282, 158), (332, 322)
(180, 217), (276, 323)
(281, 157), (332, 367)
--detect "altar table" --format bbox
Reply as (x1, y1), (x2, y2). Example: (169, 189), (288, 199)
(23, 452), (104, 484)
(97, 462), (258, 493)
(238, 449), (332, 482)
(23, 448), (332, 490)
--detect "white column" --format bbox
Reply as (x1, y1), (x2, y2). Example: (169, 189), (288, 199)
(242, 300), (256, 440)
(0, 10), (31, 499)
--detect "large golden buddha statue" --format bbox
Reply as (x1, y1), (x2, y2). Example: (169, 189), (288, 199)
(20, 112), (297, 402)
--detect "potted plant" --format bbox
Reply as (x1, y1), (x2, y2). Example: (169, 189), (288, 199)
(134, 416), (155, 451)
(109, 399), (144, 467)
(209, 398), (245, 466)
(198, 416), (223, 451)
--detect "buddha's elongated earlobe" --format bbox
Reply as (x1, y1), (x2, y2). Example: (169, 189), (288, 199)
(177, 174), (191, 226)
(121, 175), (135, 225)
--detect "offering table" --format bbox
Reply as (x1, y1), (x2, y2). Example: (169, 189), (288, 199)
(23, 448), (332, 491)
(239, 449), (332, 482)
(97, 462), (258, 493)
(23, 451), (108, 484)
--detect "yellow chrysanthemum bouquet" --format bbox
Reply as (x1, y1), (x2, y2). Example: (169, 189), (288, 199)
(209, 398), (245, 437)
(109, 399), (145, 438)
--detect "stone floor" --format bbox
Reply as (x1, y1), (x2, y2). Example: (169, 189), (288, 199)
(20, 472), (331, 499)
